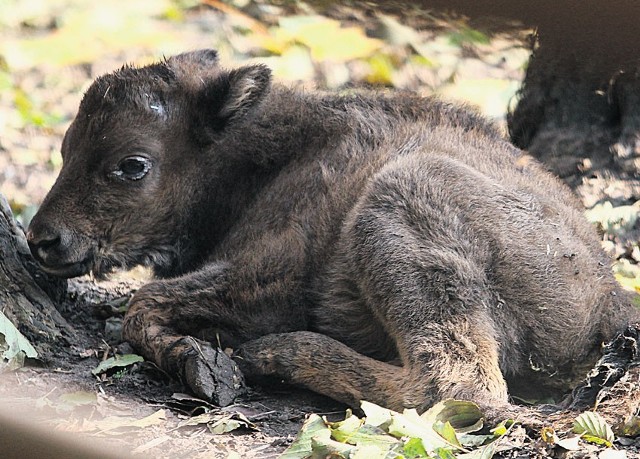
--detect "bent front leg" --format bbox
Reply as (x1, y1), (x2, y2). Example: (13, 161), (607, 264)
(122, 251), (309, 404)
(122, 282), (245, 406)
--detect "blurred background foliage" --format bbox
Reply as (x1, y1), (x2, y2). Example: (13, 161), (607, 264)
(0, 0), (530, 208)
(1, 0), (638, 294)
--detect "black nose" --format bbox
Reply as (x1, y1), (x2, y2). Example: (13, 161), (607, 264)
(26, 220), (90, 278)
(27, 227), (61, 251)
(27, 224), (65, 263)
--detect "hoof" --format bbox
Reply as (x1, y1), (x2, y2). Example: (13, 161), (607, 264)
(182, 337), (246, 406)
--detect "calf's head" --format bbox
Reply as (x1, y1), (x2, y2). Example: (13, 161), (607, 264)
(27, 50), (271, 279)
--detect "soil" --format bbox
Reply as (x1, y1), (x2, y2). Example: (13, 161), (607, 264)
(1, 1), (639, 458)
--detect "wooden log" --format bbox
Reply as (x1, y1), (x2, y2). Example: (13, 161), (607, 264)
(0, 194), (72, 362)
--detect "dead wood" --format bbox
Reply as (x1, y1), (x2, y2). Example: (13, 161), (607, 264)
(0, 193), (72, 360)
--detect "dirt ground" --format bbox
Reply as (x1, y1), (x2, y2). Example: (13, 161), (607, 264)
(0, 275), (347, 458)
(1, 1), (639, 458)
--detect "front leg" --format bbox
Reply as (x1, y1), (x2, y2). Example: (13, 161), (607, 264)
(123, 280), (246, 406)
(122, 250), (309, 404)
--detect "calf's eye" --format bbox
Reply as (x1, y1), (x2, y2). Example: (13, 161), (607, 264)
(112, 156), (152, 181)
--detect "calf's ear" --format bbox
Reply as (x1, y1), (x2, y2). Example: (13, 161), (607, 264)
(197, 64), (272, 134)
(216, 65), (272, 121)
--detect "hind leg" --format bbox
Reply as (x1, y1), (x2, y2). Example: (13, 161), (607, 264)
(236, 314), (507, 414)
(237, 159), (510, 412)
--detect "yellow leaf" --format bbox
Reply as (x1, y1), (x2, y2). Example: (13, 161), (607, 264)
(438, 78), (520, 119)
(273, 15), (382, 62)
(614, 273), (640, 293)
(366, 54), (395, 86)
(3, 0), (178, 69)
(88, 409), (167, 434)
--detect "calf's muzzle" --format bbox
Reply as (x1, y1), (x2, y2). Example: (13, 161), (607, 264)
(27, 218), (90, 278)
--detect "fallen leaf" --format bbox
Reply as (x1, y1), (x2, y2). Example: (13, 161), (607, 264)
(279, 414), (331, 459)
(0, 310), (38, 370)
(272, 15), (382, 62)
(616, 415), (640, 437)
(573, 411), (615, 447)
(422, 400), (484, 433)
(555, 436), (582, 451)
(56, 390), (98, 413)
(209, 415), (251, 435)
(388, 408), (460, 453)
(91, 354), (144, 375)
(378, 14), (421, 46)
(177, 412), (220, 428)
(89, 409), (167, 434)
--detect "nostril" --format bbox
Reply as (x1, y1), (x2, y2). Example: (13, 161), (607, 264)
(37, 234), (61, 250)
(27, 226), (62, 253)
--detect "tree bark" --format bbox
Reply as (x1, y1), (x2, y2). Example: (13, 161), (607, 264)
(0, 194), (72, 361)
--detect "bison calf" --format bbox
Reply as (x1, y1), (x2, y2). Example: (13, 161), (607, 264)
(27, 50), (639, 416)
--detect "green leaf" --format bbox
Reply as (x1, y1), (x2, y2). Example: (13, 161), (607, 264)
(403, 437), (428, 458)
(421, 399), (483, 433)
(572, 411), (614, 448)
(310, 430), (354, 458)
(0, 70), (12, 90)
(0, 310), (38, 370)
(457, 433), (495, 448)
(434, 447), (457, 459)
(209, 416), (246, 435)
(489, 420), (513, 437)
(388, 408), (460, 454)
(342, 425), (399, 449)
(433, 421), (461, 447)
(329, 410), (400, 455)
(351, 444), (396, 459)
(457, 418), (512, 459)
(329, 410), (363, 442)
(361, 401), (393, 427)
(91, 354), (144, 375)
(279, 414), (331, 459)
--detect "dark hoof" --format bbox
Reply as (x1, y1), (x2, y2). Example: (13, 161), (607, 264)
(182, 338), (246, 406)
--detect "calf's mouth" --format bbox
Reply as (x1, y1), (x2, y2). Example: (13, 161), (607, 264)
(37, 257), (93, 279)
(26, 226), (96, 279)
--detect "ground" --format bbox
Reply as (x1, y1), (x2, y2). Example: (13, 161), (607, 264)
(1, 1), (639, 458)
(0, 274), (347, 458)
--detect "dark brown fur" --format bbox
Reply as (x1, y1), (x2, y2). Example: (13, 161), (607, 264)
(27, 50), (639, 416)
